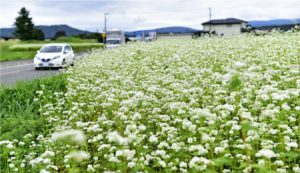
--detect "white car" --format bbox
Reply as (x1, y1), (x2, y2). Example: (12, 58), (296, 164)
(34, 43), (75, 70)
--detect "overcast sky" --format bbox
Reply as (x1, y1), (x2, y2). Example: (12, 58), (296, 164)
(0, 0), (299, 31)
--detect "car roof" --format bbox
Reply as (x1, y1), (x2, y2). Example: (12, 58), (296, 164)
(43, 43), (70, 47)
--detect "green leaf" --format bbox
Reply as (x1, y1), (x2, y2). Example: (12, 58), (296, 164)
(229, 74), (242, 91)
(213, 157), (233, 167)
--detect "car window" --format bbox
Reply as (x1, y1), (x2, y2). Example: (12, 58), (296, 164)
(64, 46), (71, 52)
(107, 40), (120, 45)
(40, 46), (62, 53)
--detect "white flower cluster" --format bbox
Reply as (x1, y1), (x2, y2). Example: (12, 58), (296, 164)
(2, 33), (300, 172)
(255, 149), (276, 159)
(67, 150), (90, 162)
(51, 129), (85, 145)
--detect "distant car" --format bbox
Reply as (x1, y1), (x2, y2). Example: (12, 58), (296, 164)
(105, 29), (125, 49)
(34, 43), (74, 70)
(106, 38), (122, 48)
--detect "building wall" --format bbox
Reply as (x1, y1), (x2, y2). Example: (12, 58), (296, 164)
(203, 22), (246, 36)
(241, 22), (247, 28)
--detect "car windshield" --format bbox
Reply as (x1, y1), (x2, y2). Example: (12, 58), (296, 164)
(40, 46), (63, 53)
(106, 40), (120, 45)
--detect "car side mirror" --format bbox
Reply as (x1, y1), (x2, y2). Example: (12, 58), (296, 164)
(64, 50), (70, 54)
(36, 50), (40, 53)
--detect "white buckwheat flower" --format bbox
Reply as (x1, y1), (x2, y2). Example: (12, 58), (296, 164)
(255, 149), (276, 159)
(68, 150), (90, 162)
(51, 129), (85, 145)
(149, 135), (158, 143)
(189, 145), (208, 155)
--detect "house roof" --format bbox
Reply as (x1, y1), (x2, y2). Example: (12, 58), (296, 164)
(202, 18), (247, 25)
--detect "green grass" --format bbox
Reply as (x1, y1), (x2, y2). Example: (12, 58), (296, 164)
(54, 36), (98, 43)
(8, 42), (103, 51)
(0, 37), (103, 61)
(0, 41), (36, 61)
(0, 74), (67, 140)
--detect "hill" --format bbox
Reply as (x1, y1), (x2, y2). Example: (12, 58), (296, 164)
(154, 26), (199, 34)
(126, 26), (200, 37)
(254, 24), (299, 31)
(0, 24), (91, 39)
(248, 18), (300, 27)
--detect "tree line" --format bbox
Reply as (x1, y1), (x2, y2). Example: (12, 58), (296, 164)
(14, 7), (67, 41)
(14, 7), (105, 42)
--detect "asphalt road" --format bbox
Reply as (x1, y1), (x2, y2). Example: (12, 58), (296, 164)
(0, 52), (88, 86)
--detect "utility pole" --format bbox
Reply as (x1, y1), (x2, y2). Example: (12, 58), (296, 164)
(103, 12), (109, 44)
(104, 12), (109, 33)
(209, 7), (212, 33)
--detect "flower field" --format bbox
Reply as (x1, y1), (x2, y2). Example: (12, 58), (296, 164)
(1, 33), (300, 172)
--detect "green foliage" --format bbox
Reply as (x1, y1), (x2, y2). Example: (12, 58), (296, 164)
(74, 32), (101, 42)
(75, 32), (106, 43)
(32, 28), (45, 40)
(0, 74), (67, 140)
(14, 7), (34, 40)
(54, 30), (66, 39)
(229, 74), (242, 91)
(213, 157), (233, 170)
(8, 42), (102, 51)
(55, 36), (97, 43)
(13, 7), (45, 41)
(0, 41), (36, 61)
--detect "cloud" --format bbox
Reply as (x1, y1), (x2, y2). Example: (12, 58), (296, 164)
(0, 0), (299, 31)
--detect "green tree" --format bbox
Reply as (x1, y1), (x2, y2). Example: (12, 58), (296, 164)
(14, 7), (35, 40)
(32, 28), (45, 40)
(54, 31), (66, 39)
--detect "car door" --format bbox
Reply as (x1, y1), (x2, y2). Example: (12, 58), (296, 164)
(63, 46), (72, 64)
(69, 46), (74, 63)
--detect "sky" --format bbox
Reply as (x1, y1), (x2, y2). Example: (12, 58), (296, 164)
(0, 0), (299, 32)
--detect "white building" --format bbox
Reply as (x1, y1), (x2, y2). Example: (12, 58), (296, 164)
(202, 18), (247, 37)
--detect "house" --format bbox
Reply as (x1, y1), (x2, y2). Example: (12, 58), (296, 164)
(202, 18), (247, 37)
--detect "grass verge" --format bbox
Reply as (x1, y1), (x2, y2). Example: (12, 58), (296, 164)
(0, 74), (67, 140)
(0, 37), (103, 61)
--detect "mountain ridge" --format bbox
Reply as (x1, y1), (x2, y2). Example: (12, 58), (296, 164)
(248, 18), (300, 27)
(1, 18), (300, 39)
(0, 24), (91, 39)
(125, 26), (200, 36)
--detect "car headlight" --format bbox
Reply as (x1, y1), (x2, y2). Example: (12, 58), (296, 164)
(35, 56), (41, 61)
(52, 55), (61, 60)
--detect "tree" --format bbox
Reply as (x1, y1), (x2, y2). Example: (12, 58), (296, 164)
(14, 7), (35, 40)
(32, 28), (44, 40)
(54, 31), (66, 39)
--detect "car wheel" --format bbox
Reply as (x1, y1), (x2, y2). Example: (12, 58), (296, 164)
(70, 57), (75, 66)
(61, 59), (66, 68)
